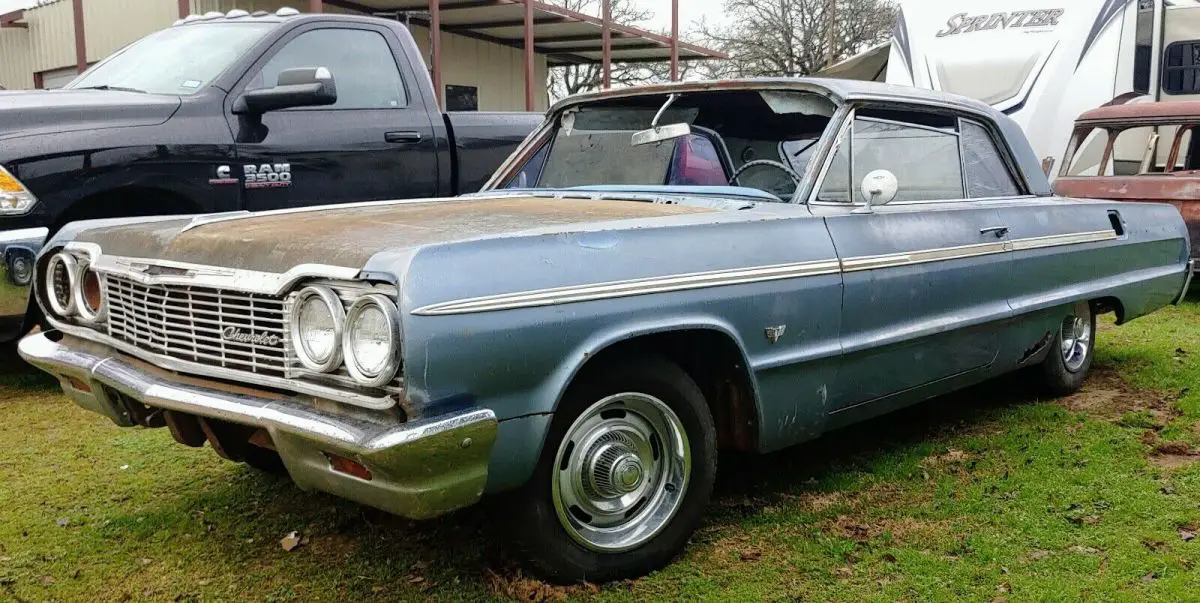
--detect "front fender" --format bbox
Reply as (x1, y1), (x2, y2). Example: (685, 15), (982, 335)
(480, 315), (760, 493)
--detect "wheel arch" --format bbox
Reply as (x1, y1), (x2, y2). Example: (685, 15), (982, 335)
(51, 186), (205, 235)
(550, 321), (762, 453)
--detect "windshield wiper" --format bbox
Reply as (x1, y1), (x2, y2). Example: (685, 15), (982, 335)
(74, 85), (146, 93)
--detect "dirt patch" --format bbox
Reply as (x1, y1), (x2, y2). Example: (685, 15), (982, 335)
(1149, 453), (1200, 470)
(485, 569), (597, 602)
(830, 514), (937, 542)
(1056, 367), (1177, 424)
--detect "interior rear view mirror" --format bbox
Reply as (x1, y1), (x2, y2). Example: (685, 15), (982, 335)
(632, 123), (692, 146)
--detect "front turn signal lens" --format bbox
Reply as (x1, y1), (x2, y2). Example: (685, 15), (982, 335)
(0, 166), (37, 215)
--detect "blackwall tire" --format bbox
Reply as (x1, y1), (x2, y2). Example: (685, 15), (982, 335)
(503, 355), (717, 583)
(1040, 301), (1096, 395)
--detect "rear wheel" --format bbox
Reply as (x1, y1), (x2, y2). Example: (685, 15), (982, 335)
(1039, 301), (1095, 395)
(504, 356), (717, 583)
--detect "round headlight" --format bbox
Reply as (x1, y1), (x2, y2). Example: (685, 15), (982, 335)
(289, 286), (345, 372)
(44, 252), (78, 317)
(73, 261), (106, 324)
(342, 295), (400, 387)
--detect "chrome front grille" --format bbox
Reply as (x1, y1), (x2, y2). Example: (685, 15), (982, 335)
(105, 275), (289, 377)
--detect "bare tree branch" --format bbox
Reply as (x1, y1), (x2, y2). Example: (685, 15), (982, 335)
(695, 0), (896, 79)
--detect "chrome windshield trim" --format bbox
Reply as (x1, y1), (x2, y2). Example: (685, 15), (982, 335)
(45, 318), (397, 410)
(413, 259), (843, 316)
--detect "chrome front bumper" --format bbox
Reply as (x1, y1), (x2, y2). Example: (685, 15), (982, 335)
(0, 227), (48, 342)
(18, 331), (498, 520)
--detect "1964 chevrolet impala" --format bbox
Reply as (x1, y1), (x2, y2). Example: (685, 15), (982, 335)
(18, 79), (1193, 582)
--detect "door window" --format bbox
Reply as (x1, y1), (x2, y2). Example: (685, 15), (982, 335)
(815, 110), (967, 203)
(961, 120), (1021, 198)
(248, 28), (407, 110)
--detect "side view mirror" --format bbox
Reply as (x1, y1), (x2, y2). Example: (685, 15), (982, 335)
(233, 66), (337, 115)
(854, 169), (899, 214)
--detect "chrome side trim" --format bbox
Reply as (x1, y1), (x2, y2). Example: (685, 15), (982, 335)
(1008, 230), (1118, 251)
(45, 318), (397, 410)
(412, 259), (843, 316)
(841, 240), (1009, 273)
(414, 230), (1122, 316)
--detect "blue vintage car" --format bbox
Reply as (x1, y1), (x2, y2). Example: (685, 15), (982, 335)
(18, 79), (1193, 582)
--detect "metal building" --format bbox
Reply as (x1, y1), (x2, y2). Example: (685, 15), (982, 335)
(0, 0), (723, 111)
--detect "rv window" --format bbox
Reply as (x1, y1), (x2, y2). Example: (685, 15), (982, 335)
(1065, 128), (1112, 176)
(1163, 41), (1200, 95)
(961, 120), (1021, 198)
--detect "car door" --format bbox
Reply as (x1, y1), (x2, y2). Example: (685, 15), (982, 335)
(807, 107), (1015, 416)
(225, 23), (440, 211)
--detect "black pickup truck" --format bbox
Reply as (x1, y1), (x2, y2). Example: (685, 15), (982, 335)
(0, 8), (542, 343)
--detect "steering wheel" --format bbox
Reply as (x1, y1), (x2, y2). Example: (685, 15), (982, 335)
(729, 159), (802, 187)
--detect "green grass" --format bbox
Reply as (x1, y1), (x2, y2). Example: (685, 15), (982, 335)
(4, 303), (1200, 602)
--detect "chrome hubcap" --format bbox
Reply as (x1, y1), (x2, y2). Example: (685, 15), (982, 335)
(1060, 302), (1093, 372)
(552, 392), (690, 552)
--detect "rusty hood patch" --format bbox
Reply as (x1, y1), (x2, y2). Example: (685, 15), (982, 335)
(73, 196), (716, 272)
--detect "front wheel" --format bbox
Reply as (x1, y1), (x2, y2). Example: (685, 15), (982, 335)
(504, 356), (717, 583)
(1039, 301), (1096, 395)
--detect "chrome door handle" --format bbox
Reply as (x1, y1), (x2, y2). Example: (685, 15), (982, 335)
(980, 226), (1009, 238)
(385, 131), (423, 143)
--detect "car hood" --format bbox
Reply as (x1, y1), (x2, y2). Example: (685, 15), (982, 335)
(71, 195), (718, 273)
(0, 89), (180, 140)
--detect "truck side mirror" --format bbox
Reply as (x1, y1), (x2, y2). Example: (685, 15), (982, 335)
(233, 66), (337, 115)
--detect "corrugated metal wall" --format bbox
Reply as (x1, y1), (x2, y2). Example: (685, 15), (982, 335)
(0, 0), (549, 111)
(0, 27), (35, 90)
(409, 24), (550, 111)
(22, 0), (76, 74)
(85, 0), (179, 62)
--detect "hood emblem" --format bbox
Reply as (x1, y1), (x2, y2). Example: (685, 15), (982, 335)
(134, 264), (190, 277)
(222, 326), (281, 347)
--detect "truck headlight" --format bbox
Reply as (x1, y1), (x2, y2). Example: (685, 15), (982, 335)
(44, 252), (78, 317)
(290, 286), (344, 372)
(0, 166), (37, 215)
(342, 295), (400, 387)
(73, 260), (106, 324)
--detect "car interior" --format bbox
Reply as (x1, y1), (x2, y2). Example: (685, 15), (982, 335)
(504, 89), (838, 202)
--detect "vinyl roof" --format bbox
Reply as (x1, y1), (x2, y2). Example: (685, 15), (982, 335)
(323, 0), (726, 65)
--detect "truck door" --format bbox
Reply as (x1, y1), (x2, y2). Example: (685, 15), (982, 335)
(225, 22), (440, 211)
(808, 107), (1016, 416)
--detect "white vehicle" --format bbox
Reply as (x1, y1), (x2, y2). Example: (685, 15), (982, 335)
(820, 0), (1200, 176)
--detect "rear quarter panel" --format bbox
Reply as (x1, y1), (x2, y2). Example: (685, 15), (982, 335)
(995, 196), (1188, 325)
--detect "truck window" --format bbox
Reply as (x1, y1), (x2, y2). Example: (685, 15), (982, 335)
(1065, 128), (1111, 176)
(249, 28), (408, 110)
(1163, 40), (1200, 95)
(67, 23), (274, 95)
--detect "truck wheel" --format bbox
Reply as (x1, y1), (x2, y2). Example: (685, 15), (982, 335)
(1040, 301), (1095, 395)
(506, 355), (717, 583)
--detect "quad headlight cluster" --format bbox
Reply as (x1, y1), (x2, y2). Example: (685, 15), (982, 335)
(43, 251), (106, 324)
(289, 286), (401, 387)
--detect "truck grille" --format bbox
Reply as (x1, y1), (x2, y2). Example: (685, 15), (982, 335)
(105, 275), (290, 377)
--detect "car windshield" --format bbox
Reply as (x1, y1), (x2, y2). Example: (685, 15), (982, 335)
(67, 23), (275, 96)
(501, 90), (837, 202)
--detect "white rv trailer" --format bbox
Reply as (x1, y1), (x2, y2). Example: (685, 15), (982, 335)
(821, 0), (1200, 176)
